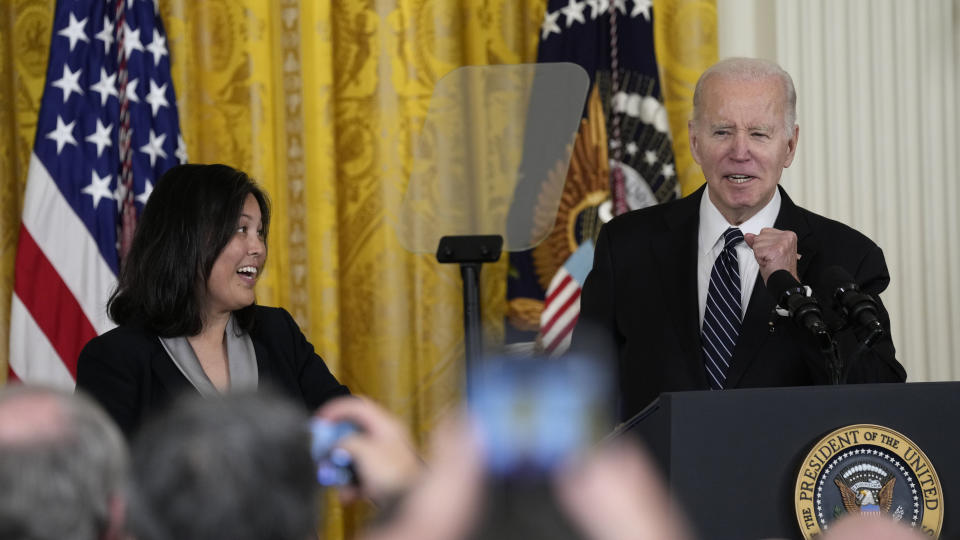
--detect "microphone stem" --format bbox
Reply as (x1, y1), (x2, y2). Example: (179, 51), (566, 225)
(838, 325), (884, 383)
(862, 323), (884, 349)
(822, 336), (843, 385)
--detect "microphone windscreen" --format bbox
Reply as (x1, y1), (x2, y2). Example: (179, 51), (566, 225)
(767, 269), (802, 301)
(818, 265), (856, 291)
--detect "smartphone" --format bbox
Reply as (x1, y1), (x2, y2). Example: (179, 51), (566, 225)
(468, 353), (612, 540)
(468, 353), (613, 479)
(308, 419), (358, 486)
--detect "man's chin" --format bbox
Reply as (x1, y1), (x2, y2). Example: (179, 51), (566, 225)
(716, 197), (768, 224)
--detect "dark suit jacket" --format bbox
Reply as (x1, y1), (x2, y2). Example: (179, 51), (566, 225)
(76, 305), (350, 436)
(573, 186), (907, 421)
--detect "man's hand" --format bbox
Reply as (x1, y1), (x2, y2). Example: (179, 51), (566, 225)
(315, 396), (423, 506)
(744, 227), (799, 284)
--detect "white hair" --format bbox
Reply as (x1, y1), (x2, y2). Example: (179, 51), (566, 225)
(692, 57), (797, 135)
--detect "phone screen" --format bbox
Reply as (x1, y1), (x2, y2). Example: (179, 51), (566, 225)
(468, 354), (612, 540)
(468, 354), (612, 479)
(309, 419), (358, 486)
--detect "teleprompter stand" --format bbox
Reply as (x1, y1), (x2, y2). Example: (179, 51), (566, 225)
(436, 235), (503, 380)
(395, 63), (589, 387)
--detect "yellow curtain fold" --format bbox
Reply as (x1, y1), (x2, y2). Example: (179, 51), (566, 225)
(655, 0), (717, 196)
(0, 0), (58, 387)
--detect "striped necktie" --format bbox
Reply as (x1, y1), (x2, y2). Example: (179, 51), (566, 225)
(702, 227), (744, 390)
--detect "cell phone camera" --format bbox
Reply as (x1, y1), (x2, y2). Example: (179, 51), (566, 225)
(309, 419), (359, 486)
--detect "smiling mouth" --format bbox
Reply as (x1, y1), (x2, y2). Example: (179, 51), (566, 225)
(237, 266), (259, 279)
(725, 174), (755, 184)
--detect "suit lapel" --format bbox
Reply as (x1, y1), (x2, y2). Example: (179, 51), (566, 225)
(150, 334), (266, 395)
(654, 187), (708, 387)
(150, 339), (196, 395)
(724, 186), (814, 387)
(252, 338), (270, 380)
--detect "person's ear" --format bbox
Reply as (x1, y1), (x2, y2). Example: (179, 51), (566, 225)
(783, 124), (799, 168)
(688, 121), (703, 165)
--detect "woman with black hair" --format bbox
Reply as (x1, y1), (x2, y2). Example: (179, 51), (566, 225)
(76, 164), (349, 436)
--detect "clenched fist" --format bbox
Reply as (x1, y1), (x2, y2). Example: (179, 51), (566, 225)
(744, 227), (799, 284)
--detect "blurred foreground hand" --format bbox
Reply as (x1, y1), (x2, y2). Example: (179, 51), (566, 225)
(555, 440), (695, 540)
(361, 414), (485, 540)
(316, 396), (423, 506)
(821, 515), (927, 540)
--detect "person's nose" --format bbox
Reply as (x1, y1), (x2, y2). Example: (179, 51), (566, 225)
(730, 131), (751, 161)
(247, 234), (264, 257)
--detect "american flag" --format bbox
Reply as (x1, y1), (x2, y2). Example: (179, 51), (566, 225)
(539, 240), (595, 354)
(9, 0), (184, 388)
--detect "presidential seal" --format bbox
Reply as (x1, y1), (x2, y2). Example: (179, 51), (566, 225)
(794, 424), (943, 538)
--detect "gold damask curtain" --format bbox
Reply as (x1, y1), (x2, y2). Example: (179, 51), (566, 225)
(0, 0), (713, 536)
(655, 0), (718, 196)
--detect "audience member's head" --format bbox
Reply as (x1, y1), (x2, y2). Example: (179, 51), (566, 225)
(128, 390), (317, 540)
(0, 385), (128, 540)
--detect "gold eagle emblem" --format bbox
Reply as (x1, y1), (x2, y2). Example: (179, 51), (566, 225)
(835, 476), (895, 515)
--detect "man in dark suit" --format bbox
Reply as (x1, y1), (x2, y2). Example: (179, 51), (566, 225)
(573, 58), (906, 421)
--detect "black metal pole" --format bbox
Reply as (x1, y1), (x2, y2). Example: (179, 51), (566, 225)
(435, 235), (503, 393)
(460, 262), (482, 379)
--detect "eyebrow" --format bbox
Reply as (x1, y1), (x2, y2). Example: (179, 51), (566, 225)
(709, 123), (775, 132)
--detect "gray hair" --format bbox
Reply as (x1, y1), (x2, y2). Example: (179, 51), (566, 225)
(128, 390), (318, 540)
(692, 57), (798, 135)
(0, 386), (128, 540)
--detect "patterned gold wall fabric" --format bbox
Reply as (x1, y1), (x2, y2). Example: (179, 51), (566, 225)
(1, 0), (714, 536)
(1, 0), (56, 387)
(655, 0), (717, 195)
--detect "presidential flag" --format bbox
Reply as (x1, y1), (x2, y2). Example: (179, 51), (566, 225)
(9, 0), (185, 387)
(507, 0), (678, 353)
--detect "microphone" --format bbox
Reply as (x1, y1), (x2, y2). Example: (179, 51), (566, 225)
(819, 266), (884, 347)
(767, 270), (832, 350)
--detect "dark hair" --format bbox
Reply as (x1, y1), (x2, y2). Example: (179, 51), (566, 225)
(108, 164), (271, 336)
(128, 390), (317, 540)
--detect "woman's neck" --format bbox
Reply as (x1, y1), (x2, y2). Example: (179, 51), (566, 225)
(187, 312), (232, 392)
(196, 311), (231, 343)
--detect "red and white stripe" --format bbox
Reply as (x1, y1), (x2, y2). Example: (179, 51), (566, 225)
(9, 155), (117, 388)
(539, 271), (583, 354)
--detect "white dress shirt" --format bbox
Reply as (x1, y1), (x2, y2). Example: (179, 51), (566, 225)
(697, 187), (782, 326)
